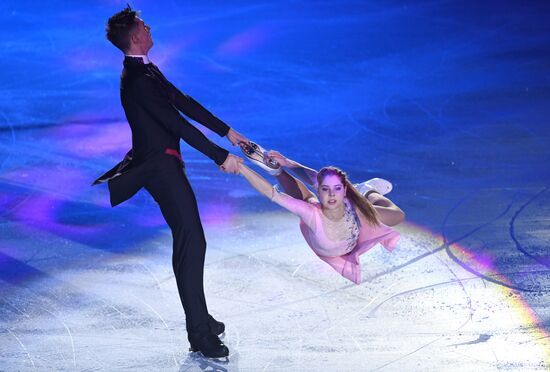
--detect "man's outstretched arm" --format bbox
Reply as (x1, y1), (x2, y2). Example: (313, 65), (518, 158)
(171, 88), (230, 135)
(169, 84), (249, 146)
(132, 76), (229, 165)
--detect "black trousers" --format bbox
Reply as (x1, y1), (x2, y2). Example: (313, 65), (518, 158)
(143, 155), (210, 340)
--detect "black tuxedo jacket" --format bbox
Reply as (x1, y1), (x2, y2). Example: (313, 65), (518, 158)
(93, 57), (230, 206)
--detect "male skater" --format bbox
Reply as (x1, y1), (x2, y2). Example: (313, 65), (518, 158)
(94, 6), (246, 358)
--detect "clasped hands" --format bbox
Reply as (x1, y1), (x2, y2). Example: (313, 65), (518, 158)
(219, 128), (247, 174)
(220, 128), (290, 174)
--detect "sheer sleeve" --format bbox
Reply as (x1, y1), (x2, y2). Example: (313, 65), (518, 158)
(270, 185), (316, 228)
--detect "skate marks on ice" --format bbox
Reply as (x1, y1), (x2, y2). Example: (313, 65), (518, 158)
(179, 350), (237, 372)
(0, 209), (549, 370)
(368, 194), (523, 291)
(368, 187), (550, 295)
(200, 208), (550, 371)
(361, 187), (550, 370)
(0, 183), (548, 371)
(443, 187), (550, 293)
(509, 187), (550, 269)
(365, 226), (549, 371)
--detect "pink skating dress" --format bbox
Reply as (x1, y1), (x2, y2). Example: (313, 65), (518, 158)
(271, 188), (400, 284)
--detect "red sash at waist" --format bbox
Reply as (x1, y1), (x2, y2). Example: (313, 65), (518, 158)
(164, 148), (182, 161)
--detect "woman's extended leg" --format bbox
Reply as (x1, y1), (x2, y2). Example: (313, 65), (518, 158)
(366, 192), (405, 226)
(262, 150), (317, 201)
(240, 145), (317, 201)
(274, 170), (315, 201)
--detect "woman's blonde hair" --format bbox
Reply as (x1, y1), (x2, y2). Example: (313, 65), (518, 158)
(317, 166), (379, 226)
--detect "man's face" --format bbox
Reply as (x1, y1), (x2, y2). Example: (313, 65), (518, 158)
(131, 17), (153, 52)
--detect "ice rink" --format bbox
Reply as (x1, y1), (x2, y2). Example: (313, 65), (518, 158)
(1, 1), (549, 370)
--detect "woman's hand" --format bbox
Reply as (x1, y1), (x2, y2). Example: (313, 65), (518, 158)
(265, 150), (290, 167)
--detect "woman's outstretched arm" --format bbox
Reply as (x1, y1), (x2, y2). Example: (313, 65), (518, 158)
(238, 163), (275, 199)
(238, 163), (317, 225)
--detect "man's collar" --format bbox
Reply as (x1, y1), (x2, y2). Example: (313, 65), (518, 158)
(124, 54), (151, 64)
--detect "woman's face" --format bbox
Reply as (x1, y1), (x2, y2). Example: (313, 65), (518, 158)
(317, 174), (346, 210)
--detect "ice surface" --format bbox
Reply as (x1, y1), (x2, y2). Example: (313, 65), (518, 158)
(1, 0), (549, 370)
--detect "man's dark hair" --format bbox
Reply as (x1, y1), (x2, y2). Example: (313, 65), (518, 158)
(106, 5), (139, 52)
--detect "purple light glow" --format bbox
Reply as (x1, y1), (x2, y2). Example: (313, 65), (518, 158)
(11, 195), (97, 233)
(451, 243), (498, 274)
(1, 165), (87, 198)
(62, 47), (119, 72)
(217, 25), (273, 57)
(200, 202), (238, 226)
(49, 122), (131, 158)
(149, 33), (204, 70)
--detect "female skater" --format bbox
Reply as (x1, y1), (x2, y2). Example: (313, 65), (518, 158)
(237, 142), (405, 284)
